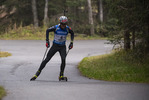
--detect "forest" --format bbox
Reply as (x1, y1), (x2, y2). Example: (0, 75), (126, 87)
(0, 0), (149, 56)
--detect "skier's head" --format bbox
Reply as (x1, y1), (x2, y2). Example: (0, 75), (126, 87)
(59, 16), (68, 24)
(59, 16), (68, 29)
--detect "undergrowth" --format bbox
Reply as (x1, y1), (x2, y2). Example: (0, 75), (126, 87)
(0, 25), (105, 40)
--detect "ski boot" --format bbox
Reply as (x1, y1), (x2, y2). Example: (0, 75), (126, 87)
(30, 71), (41, 81)
(59, 76), (68, 81)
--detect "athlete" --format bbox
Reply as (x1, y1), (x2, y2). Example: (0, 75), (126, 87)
(30, 16), (74, 81)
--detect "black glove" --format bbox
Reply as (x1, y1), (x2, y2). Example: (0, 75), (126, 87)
(69, 42), (73, 49)
(46, 40), (50, 48)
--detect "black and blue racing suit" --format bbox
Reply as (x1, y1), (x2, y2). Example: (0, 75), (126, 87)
(38, 24), (74, 76)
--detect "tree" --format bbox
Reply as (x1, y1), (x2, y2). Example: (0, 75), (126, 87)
(98, 0), (103, 23)
(87, 0), (94, 35)
(32, 0), (39, 27)
(106, 0), (149, 56)
(43, 0), (49, 26)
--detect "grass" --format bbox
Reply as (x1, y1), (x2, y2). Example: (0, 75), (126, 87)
(0, 25), (47, 40)
(0, 51), (11, 99)
(0, 51), (11, 57)
(78, 50), (149, 83)
(0, 86), (6, 100)
(0, 25), (106, 40)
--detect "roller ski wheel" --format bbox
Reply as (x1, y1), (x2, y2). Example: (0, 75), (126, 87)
(59, 76), (68, 82)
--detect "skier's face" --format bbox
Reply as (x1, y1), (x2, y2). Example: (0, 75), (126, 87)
(60, 23), (67, 29)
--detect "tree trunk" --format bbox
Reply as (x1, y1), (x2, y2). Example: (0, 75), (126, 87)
(147, 24), (149, 52)
(98, 0), (103, 23)
(87, 0), (94, 35)
(132, 29), (135, 49)
(124, 30), (130, 50)
(43, 0), (49, 26)
(63, 0), (68, 16)
(32, 0), (39, 27)
(144, 23), (149, 54)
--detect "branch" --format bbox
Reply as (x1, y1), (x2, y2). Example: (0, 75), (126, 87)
(118, 5), (128, 10)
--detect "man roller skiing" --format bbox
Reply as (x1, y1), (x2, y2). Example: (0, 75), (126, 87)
(30, 16), (74, 81)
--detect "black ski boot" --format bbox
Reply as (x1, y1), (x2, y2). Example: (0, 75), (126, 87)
(59, 72), (67, 81)
(59, 76), (68, 81)
(30, 71), (41, 81)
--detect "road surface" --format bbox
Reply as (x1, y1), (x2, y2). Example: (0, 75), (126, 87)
(0, 40), (149, 100)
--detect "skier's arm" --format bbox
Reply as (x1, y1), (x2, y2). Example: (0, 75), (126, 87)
(68, 27), (74, 49)
(46, 26), (56, 48)
(68, 27), (74, 42)
(46, 26), (56, 41)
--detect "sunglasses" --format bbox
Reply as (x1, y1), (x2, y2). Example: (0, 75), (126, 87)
(60, 23), (67, 25)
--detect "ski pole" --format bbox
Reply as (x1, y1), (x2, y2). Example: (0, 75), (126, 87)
(66, 48), (70, 57)
(42, 47), (48, 61)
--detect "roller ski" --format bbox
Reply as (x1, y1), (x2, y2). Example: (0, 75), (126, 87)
(30, 71), (41, 81)
(59, 76), (68, 81)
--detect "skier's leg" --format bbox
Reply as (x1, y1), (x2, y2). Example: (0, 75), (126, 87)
(38, 47), (56, 72)
(59, 45), (66, 76)
(30, 44), (57, 81)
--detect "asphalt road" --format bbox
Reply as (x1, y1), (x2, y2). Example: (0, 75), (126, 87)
(0, 40), (149, 100)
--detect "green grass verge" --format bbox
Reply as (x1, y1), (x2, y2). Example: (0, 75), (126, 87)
(78, 50), (149, 83)
(0, 86), (6, 100)
(0, 51), (11, 99)
(0, 25), (106, 40)
(0, 51), (11, 57)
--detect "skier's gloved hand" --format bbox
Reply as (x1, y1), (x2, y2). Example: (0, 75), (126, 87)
(69, 41), (73, 49)
(46, 40), (50, 48)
